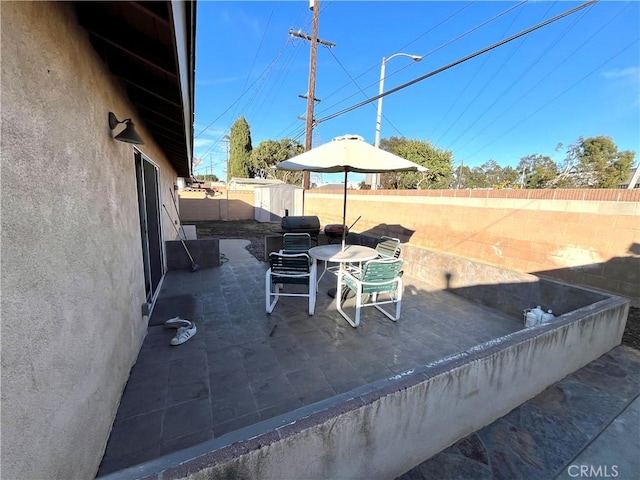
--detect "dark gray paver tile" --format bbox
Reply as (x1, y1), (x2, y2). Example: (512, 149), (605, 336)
(286, 367), (334, 396)
(210, 385), (257, 426)
(258, 398), (304, 421)
(166, 380), (210, 406)
(168, 351), (209, 386)
(97, 443), (161, 477)
(115, 384), (166, 421)
(210, 367), (249, 391)
(124, 361), (169, 392)
(103, 410), (164, 459)
(162, 397), (212, 442)
(317, 357), (362, 387)
(250, 373), (296, 410)
(397, 452), (493, 480)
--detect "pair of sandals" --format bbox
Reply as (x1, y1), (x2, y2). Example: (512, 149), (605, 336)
(164, 317), (197, 345)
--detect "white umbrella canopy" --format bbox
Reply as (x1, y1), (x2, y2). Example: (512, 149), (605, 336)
(276, 134), (428, 174)
(276, 134), (427, 248)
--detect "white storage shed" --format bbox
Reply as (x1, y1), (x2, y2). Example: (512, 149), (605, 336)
(254, 184), (303, 222)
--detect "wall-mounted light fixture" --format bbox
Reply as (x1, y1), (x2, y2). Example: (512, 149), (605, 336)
(108, 112), (144, 145)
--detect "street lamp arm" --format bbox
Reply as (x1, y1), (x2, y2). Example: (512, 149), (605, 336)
(384, 52), (423, 64)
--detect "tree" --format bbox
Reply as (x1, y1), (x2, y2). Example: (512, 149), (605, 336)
(250, 138), (305, 184)
(555, 136), (635, 188)
(194, 174), (219, 182)
(378, 137), (454, 189)
(516, 154), (558, 189)
(251, 138), (304, 173)
(228, 116), (253, 179)
(486, 161), (518, 189)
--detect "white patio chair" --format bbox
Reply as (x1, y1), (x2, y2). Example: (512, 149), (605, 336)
(336, 257), (404, 327)
(266, 252), (316, 315)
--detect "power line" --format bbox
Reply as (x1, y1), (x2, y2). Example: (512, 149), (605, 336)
(277, 1), (496, 141)
(316, 0), (528, 118)
(451, 0), (630, 155)
(462, 40), (639, 162)
(195, 34), (295, 140)
(326, 47), (408, 139)
(317, 1), (477, 108)
(314, 0), (598, 126)
(443, 8), (591, 151)
(230, 2), (278, 124)
(432, 0), (537, 144)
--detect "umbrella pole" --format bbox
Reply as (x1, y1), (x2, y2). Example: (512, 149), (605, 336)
(341, 171), (348, 250)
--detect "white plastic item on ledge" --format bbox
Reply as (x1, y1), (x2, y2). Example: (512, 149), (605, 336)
(524, 309), (539, 327)
(524, 305), (545, 328)
(541, 310), (555, 323)
(532, 305), (545, 318)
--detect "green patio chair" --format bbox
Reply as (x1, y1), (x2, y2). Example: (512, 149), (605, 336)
(280, 233), (312, 254)
(336, 257), (404, 327)
(348, 235), (401, 276)
(266, 252), (316, 315)
(376, 236), (401, 259)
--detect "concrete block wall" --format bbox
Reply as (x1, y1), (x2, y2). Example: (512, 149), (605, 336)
(398, 243), (608, 318)
(304, 189), (639, 304)
(178, 190), (254, 221)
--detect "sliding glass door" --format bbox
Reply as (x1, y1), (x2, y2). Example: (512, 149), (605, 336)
(134, 151), (164, 303)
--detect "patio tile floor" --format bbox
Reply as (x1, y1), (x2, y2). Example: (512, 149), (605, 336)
(97, 261), (522, 476)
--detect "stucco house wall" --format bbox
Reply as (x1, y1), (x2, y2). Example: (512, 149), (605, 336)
(1, 2), (178, 478)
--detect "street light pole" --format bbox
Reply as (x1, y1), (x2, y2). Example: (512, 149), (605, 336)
(372, 52), (422, 190)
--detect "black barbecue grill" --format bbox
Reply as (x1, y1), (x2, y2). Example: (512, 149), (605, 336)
(323, 224), (349, 244)
(279, 216), (321, 244)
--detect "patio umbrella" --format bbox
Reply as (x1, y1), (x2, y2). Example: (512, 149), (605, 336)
(275, 134), (427, 248)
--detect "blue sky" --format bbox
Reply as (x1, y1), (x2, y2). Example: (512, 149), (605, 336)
(193, 1), (639, 183)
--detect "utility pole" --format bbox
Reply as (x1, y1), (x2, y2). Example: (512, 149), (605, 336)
(222, 135), (230, 185)
(290, 0), (335, 189)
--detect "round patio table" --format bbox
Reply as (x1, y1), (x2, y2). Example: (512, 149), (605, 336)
(308, 244), (378, 296)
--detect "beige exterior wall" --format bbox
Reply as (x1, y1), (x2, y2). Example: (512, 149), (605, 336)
(1, 3), (178, 478)
(304, 189), (640, 303)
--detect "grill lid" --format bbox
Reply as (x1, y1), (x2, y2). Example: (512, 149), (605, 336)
(280, 215), (321, 234)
